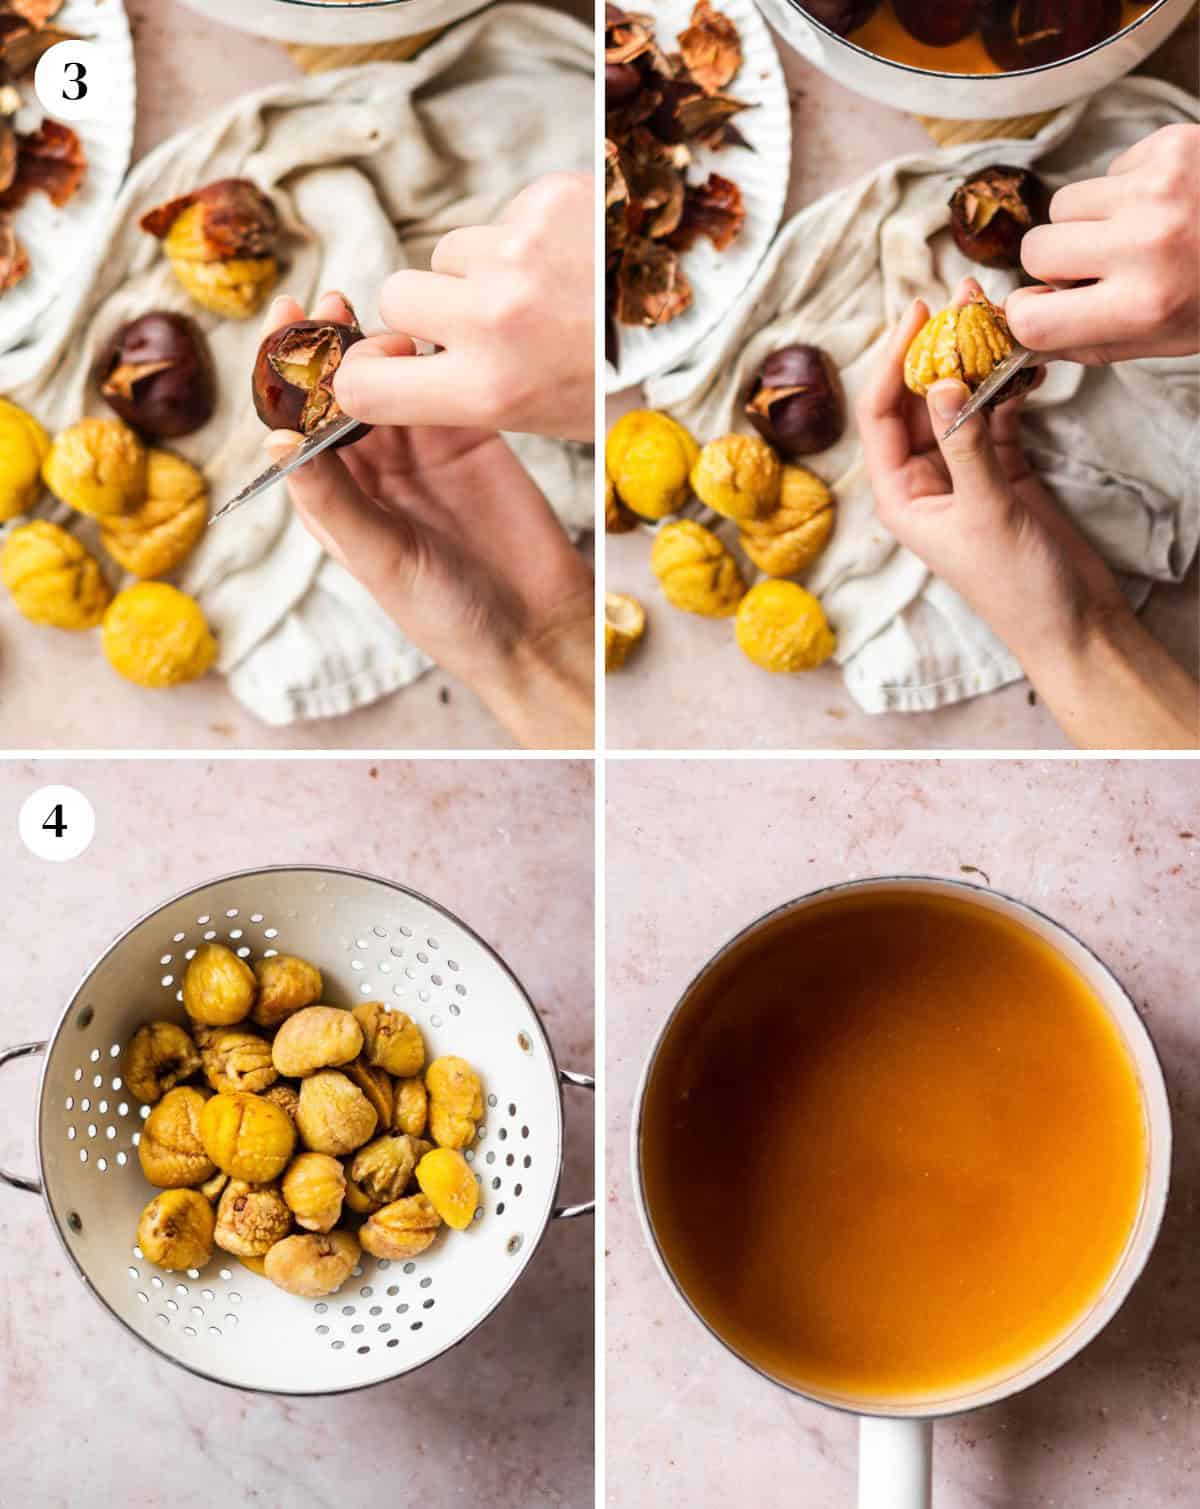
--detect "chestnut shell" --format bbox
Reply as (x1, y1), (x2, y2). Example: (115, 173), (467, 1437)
(745, 344), (845, 458)
(251, 319), (366, 445)
(948, 163), (1050, 270)
(893, 0), (977, 47)
(98, 312), (216, 439)
(980, 0), (1122, 70)
(799, 0), (880, 35)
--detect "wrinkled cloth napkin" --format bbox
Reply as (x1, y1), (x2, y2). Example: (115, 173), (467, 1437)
(0, 4), (593, 726)
(646, 77), (1200, 714)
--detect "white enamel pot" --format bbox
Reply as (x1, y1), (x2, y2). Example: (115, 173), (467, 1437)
(631, 875), (1172, 1509)
(752, 0), (1193, 118)
(174, 0), (488, 46)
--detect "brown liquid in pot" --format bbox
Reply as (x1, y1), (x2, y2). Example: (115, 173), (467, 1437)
(848, 2), (1151, 77)
(640, 889), (1147, 1405)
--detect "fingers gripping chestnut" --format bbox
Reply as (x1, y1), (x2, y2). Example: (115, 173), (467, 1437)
(251, 320), (369, 445)
(99, 312), (216, 439)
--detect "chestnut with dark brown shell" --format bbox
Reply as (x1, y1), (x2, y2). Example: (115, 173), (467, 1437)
(98, 312), (216, 439)
(798, 0), (879, 36)
(893, 0), (976, 46)
(251, 319), (366, 444)
(745, 344), (844, 457)
(980, 0), (1122, 70)
(948, 164), (1049, 270)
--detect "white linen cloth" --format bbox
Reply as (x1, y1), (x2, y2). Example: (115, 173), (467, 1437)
(1, 4), (594, 725)
(646, 78), (1200, 714)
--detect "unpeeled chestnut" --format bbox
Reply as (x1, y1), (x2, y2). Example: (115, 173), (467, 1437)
(745, 344), (844, 458)
(980, 0), (1122, 70)
(798, 0), (880, 34)
(251, 319), (365, 444)
(948, 163), (1049, 269)
(893, 0), (977, 47)
(98, 312), (215, 439)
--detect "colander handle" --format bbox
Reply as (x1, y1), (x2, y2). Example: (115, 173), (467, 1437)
(0, 1041), (45, 1196)
(552, 1068), (595, 1221)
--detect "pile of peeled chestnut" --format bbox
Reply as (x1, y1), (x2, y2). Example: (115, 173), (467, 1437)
(124, 943), (485, 1300)
(0, 173), (366, 688)
(802, 1), (1138, 69)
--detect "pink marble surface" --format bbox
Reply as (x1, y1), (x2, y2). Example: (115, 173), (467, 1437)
(606, 757), (1198, 1507)
(0, 757), (594, 1507)
(605, 25), (1200, 750)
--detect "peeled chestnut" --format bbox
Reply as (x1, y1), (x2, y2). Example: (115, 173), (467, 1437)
(893, 0), (977, 47)
(251, 319), (365, 443)
(745, 344), (844, 458)
(948, 163), (1049, 269)
(799, 0), (880, 34)
(98, 312), (215, 439)
(981, 0), (1122, 70)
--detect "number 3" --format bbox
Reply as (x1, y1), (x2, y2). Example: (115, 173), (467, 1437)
(63, 60), (87, 102)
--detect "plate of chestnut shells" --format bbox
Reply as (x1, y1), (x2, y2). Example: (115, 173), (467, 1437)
(606, 0), (791, 393)
(800, 1), (1145, 70)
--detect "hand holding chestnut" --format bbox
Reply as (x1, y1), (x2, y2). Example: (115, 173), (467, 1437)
(256, 291), (593, 750)
(328, 173), (594, 444)
(1008, 124), (1200, 366)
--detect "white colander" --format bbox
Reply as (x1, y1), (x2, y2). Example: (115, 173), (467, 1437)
(0, 865), (593, 1395)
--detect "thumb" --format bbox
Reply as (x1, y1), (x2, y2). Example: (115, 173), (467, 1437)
(926, 381), (1013, 514)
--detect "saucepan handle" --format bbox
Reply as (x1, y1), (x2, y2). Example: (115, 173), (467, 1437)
(552, 1069), (595, 1220)
(0, 1041), (45, 1195)
(858, 1417), (933, 1509)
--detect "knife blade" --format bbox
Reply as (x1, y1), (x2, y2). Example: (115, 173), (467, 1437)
(940, 344), (1035, 442)
(209, 414), (367, 525)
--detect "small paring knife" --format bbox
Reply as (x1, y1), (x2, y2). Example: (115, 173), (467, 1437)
(940, 344), (1035, 441)
(209, 414), (366, 526)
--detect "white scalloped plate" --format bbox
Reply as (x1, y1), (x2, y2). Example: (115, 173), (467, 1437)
(606, 0), (791, 394)
(0, 0), (135, 356)
(174, 0), (486, 46)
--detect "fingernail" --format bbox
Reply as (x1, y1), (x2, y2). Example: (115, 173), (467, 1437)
(928, 380), (967, 425)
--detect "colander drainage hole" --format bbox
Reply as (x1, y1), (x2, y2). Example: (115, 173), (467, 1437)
(96, 1159), (108, 1173)
(156, 1315), (169, 1328)
(117, 1153), (127, 1167)
(316, 1325), (329, 1336)
(369, 1306), (382, 1317)
(224, 1314), (238, 1328)
(228, 1293), (241, 1304)
(191, 1307), (203, 1320)
(137, 1292), (148, 1304)
(341, 1306), (355, 1317)
(67, 1127), (76, 1141)
(314, 1303), (328, 1314)
(410, 1322), (423, 1332)
(79, 1150), (87, 1164)
(201, 1289), (214, 1302)
(351, 1325), (364, 1335)
(487, 1095), (498, 1108)
(397, 1304), (409, 1315)
(419, 1277), (431, 1290)
(65, 1096), (73, 1110)
(219, 1269), (232, 1281)
(331, 1340), (344, 1351)
(151, 1276), (163, 1289)
(387, 1338), (399, 1348)
(184, 1326), (196, 1337)
(496, 1203), (506, 1215)
(357, 1346), (370, 1355)
(359, 1286), (373, 1298)
(209, 1327), (221, 1338)
(402, 1262), (415, 1275)
(386, 1286), (398, 1297)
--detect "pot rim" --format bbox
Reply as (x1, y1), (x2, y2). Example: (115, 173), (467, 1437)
(630, 872), (1173, 1422)
(782, 0), (1174, 84)
(32, 863), (571, 1398)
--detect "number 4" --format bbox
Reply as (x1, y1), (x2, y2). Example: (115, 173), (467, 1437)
(42, 803), (67, 837)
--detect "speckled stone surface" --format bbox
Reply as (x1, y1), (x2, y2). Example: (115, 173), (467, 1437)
(606, 22), (1200, 750)
(0, 757), (594, 1508)
(606, 757), (1198, 1507)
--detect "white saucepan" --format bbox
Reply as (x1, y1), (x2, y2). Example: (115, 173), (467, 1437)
(752, 0), (1194, 118)
(632, 875), (1172, 1509)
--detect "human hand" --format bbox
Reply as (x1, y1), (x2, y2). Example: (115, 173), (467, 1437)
(1009, 124), (1200, 364)
(857, 282), (1197, 748)
(261, 292), (594, 750)
(858, 283), (1121, 658)
(330, 173), (594, 443)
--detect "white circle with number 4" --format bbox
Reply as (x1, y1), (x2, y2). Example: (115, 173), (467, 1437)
(33, 40), (113, 124)
(19, 786), (95, 862)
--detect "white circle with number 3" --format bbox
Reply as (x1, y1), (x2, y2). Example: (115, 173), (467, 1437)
(33, 40), (112, 124)
(19, 786), (95, 862)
